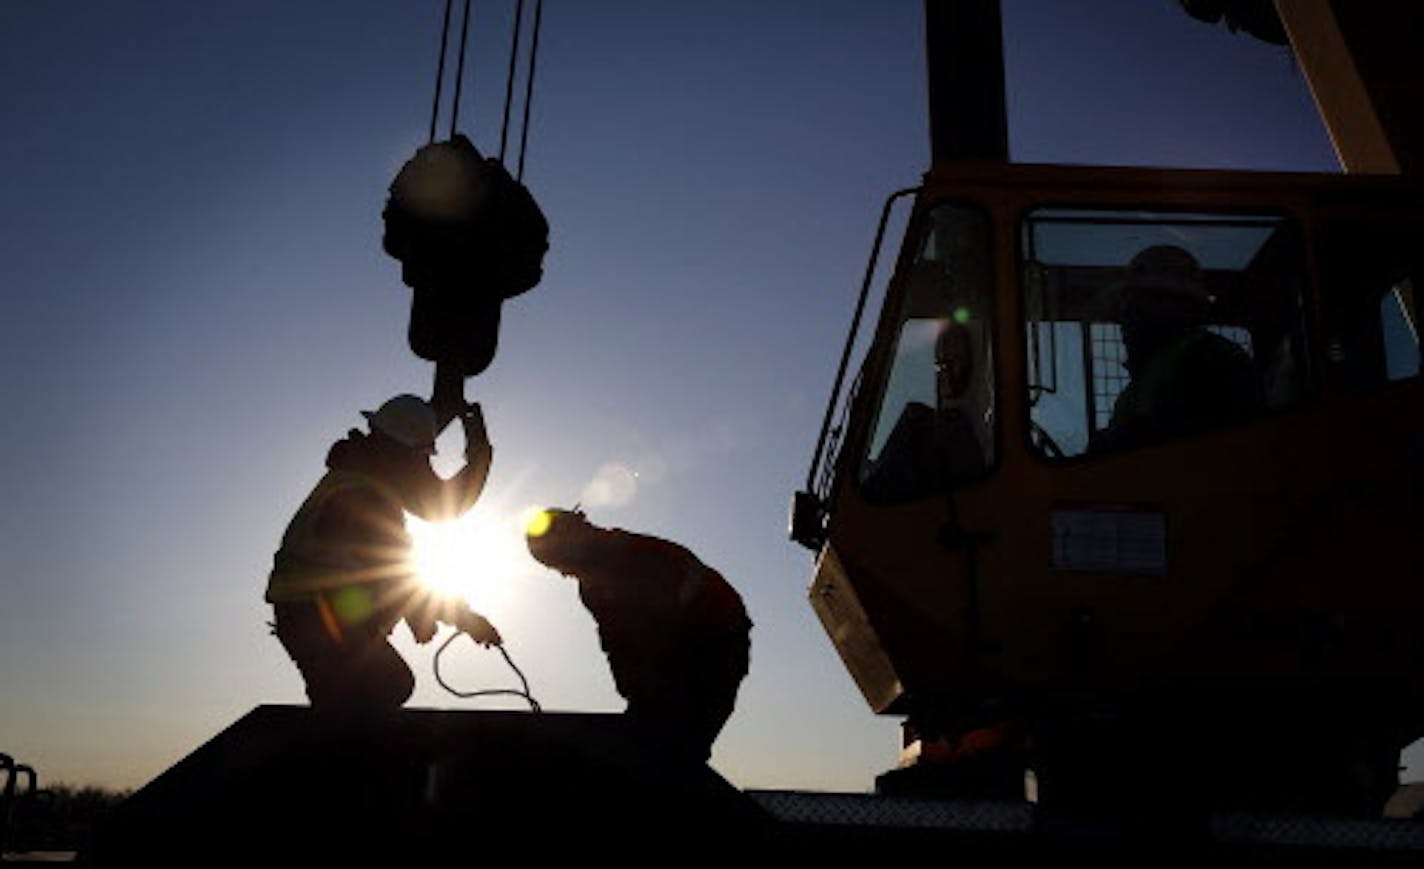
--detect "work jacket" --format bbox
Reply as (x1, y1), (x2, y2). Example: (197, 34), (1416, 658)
(571, 529), (752, 729)
(264, 469), (413, 624)
(1104, 328), (1262, 450)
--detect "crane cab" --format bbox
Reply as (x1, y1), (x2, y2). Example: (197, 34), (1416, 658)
(793, 160), (1424, 813)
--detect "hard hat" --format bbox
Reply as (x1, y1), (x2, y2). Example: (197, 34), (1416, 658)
(361, 394), (438, 454)
(525, 507), (586, 537)
(524, 507), (591, 571)
(1113, 244), (1214, 324)
(1119, 244), (1210, 301)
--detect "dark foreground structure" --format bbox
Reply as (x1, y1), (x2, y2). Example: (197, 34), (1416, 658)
(79, 706), (1424, 866)
(81, 706), (771, 864)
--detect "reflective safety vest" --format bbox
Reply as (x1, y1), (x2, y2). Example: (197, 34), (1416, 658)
(1107, 328), (1260, 447)
(264, 469), (410, 607)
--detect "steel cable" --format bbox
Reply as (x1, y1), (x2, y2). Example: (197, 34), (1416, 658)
(499, 0), (526, 162)
(516, 0), (543, 181)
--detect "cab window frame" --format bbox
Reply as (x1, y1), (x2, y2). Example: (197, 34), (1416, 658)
(855, 198), (1001, 503)
(1016, 202), (1316, 464)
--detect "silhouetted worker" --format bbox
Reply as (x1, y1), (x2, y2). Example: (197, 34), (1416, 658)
(861, 320), (990, 499)
(524, 509), (752, 763)
(1097, 244), (1263, 451)
(266, 394), (502, 713)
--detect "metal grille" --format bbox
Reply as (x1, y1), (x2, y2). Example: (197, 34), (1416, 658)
(1088, 323), (1253, 433)
(747, 790), (1035, 832)
(1090, 323), (1128, 432)
(747, 790), (1424, 853)
(1211, 812), (1424, 851)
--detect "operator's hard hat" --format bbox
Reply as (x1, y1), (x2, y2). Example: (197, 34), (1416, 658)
(361, 394), (438, 454)
(1119, 244), (1210, 301)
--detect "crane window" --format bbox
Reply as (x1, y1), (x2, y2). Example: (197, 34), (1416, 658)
(1022, 208), (1309, 459)
(859, 203), (995, 501)
(1320, 219), (1421, 389)
(1382, 284), (1420, 380)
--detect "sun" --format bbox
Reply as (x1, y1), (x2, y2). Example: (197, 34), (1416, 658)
(404, 504), (534, 615)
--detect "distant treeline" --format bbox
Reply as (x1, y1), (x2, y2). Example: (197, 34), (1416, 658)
(5, 782), (131, 854)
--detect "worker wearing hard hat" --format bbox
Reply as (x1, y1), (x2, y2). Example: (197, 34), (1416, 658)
(1097, 244), (1264, 451)
(525, 509), (752, 763)
(266, 394), (502, 713)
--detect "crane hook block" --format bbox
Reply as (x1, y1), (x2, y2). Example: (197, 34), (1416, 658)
(382, 134), (550, 376)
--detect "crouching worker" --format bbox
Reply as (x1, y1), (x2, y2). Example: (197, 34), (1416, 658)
(525, 509), (752, 763)
(266, 394), (503, 714)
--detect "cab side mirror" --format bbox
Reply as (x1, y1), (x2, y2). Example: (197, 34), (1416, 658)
(789, 491), (826, 551)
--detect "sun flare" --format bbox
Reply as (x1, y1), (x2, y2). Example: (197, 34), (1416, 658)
(404, 504), (535, 615)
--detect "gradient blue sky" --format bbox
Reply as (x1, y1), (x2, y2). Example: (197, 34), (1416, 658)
(6, 1), (1408, 793)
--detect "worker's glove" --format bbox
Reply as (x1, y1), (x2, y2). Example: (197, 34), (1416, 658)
(459, 611), (502, 647)
(407, 609), (439, 645)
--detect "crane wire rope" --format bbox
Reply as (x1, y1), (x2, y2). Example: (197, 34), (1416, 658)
(515, 0), (543, 181)
(434, 630), (543, 712)
(418, 0), (547, 713)
(426, 0), (474, 143)
(426, 0), (544, 178)
(498, 0), (525, 163)
(426, 0), (455, 144)
(448, 0), (474, 139)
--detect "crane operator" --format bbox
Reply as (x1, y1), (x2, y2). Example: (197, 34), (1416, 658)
(1097, 244), (1263, 451)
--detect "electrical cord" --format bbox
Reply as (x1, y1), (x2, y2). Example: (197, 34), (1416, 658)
(434, 630), (542, 712)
